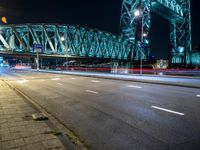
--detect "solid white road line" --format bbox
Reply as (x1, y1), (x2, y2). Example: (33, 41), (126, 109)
(128, 85), (142, 89)
(86, 90), (98, 94)
(91, 80), (100, 83)
(151, 106), (185, 116)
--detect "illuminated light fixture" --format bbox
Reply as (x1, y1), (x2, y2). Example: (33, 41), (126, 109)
(129, 37), (135, 40)
(196, 95), (200, 97)
(1, 16), (7, 24)
(134, 10), (141, 17)
(145, 39), (149, 44)
(61, 37), (65, 41)
(177, 46), (184, 53)
(143, 33), (147, 37)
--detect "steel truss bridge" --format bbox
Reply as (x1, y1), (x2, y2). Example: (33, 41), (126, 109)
(0, 24), (133, 60)
(121, 0), (192, 66)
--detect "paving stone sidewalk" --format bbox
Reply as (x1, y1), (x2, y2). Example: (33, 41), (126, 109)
(0, 80), (66, 150)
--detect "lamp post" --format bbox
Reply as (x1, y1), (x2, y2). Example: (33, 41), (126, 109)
(33, 44), (43, 71)
(134, 9), (145, 75)
(36, 51), (39, 71)
(61, 36), (69, 71)
(65, 50), (68, 71)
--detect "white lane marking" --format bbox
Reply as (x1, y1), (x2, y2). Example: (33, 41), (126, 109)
(57, 83), (63, 86)
(86, 90), (99, 94)
(91, 80), (101, 83)
(70, 78), (76, 80)
(51, 78), (60, 81)
(196, 95), (200, 97)
(128, 85), (142, 89)
(152, 106), (184, 116)
(17, 79), (29, 83)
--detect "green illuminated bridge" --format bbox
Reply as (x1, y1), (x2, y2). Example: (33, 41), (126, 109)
(0, 0), (199, 66)
(0, 24), (133, 60)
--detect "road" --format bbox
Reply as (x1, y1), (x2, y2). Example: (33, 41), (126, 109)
(1, 68), (200, 150)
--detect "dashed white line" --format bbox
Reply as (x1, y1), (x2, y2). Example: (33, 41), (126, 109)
(128, 85), (142, 89)
(17, 79), (29, 83)
(86, 90), (99, 94)
(151, 106), (185, 116)
(57, 83), (63, 86)
(51, 78), (60, 81)
(91, 80), (101, 83)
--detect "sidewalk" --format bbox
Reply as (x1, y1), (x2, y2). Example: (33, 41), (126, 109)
(0, 80), (66, 150)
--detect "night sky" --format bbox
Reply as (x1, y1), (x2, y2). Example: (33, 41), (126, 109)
(0, 0), (199, 59)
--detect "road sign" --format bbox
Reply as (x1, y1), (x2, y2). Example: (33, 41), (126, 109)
(33, 44), (43, 53)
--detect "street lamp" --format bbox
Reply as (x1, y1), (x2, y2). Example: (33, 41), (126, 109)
(61, 36), (65, 42)
(134, 9), (146, 75)
(61, 37), (70, 70)
(134, 10), (140, 17)
(1, 17), (8, 24)
(65, 48), (68, 70)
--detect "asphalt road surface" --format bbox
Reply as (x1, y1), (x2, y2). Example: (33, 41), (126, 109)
(1, 68), (200, 150)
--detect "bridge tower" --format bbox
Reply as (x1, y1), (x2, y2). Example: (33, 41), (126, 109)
(120, 0), (192, 66)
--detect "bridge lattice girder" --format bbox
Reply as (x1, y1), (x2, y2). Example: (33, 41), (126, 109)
(121, 0), (192, 65)
(0, 24), (134, 60)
